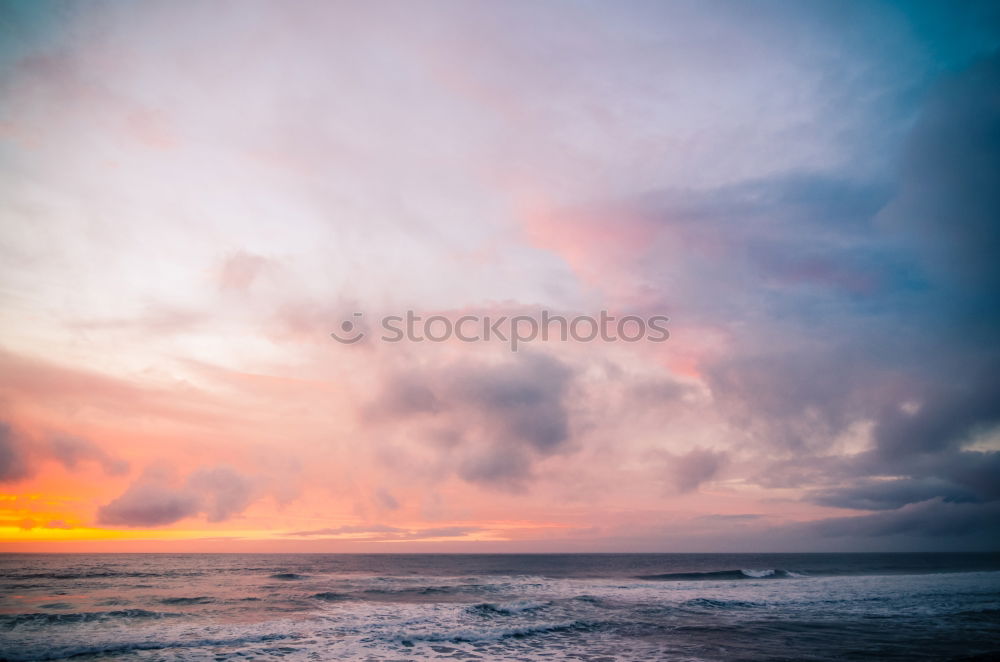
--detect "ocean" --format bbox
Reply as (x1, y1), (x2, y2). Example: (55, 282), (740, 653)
(1, 553), (998, 661)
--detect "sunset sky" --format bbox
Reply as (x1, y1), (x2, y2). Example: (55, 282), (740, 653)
(1, 0), (998, 552)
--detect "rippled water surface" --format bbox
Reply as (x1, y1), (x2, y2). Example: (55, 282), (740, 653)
(1, 553), (998, 660)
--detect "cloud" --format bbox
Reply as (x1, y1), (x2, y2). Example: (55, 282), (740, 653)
(808, 478), (981, 511)
(449, 352), (573, 454)
(44, 519), (73, 530)
(871, 367), (1000, 457)
(368, 351), (575, 489)
(786, 57), (1000, 541)
(218, 251), (272, 292)
(807, 449), (1000, 508)
(70, 306), (206, 336)
(289, 524), (406, 537)
(97, 465), (259, 527)
(10, 518), (75, 531)
(0, 348), (227, 426)
(693, 56), (1000, 532)
(878, 54), (1000, 300)
(0, 422), (32, 483)
(663, 448), (725, 494)
(97, 480), (201, 527)
(48, 434), (129, 476)
(804, 498), (1000, 542)
(368, 375), (440, 418)
(287, 524), (481, 540)
(186, 466), (256, 523)
(0, 420), (129, 483)
(373, 488), (400, 511)
(524, 172), (895, 312)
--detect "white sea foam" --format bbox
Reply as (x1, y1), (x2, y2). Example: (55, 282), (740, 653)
(741, 568), (777, 578)
(3, 556), (998, 661)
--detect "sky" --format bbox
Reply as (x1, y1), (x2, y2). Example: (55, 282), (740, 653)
(1, 0), (999, 552)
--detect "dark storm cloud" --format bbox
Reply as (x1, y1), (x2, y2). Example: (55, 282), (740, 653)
(810, 449), (1000, 508)
(878, 54), (1000, 302)
(930, 451), (1000, 501)
(804, 499), (1000, 542)
(871, 368), (1000, 457)
(811, 55), (1000, 520)
(737, 55), (1000, 540)
(809, 478), (980, 511)
(97, 465), (259, 527)
(830, 54), (1000, 524)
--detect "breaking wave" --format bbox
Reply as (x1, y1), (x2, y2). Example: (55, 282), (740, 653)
(397, 619), (597, 645)
(682, 598), (763, 610)
(467, 600), (550, 616)
(2, 632), (296, 662)
(638, 568), (806, 581)
(159, 596), (215, 605)
(312, 591), (350, 601)
(0, 609), (186, 627)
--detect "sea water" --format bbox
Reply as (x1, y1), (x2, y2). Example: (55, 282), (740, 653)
(1, 553), (998, 660)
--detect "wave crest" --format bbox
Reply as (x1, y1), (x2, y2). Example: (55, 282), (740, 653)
(0, 609), (186, 627)
(467, 600), (550, 617)
(638, 568), (805, 581)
